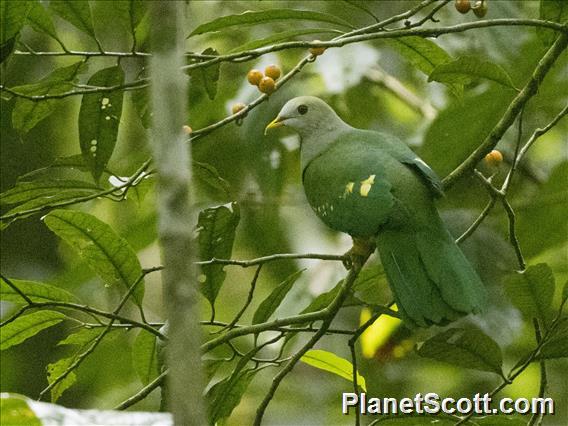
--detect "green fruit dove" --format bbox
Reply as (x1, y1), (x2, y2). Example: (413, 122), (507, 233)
(265, 96), (487, 328)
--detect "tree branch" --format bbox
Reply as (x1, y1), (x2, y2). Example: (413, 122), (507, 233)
(443, 32), (568, 190)
(253, 251), (372, 425)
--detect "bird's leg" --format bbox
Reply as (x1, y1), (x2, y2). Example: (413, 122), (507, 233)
(343, 237), (376, 270)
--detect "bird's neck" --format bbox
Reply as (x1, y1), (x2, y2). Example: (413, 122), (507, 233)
(300, 122), (352, 172)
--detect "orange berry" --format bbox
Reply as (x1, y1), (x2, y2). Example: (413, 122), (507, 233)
(264, 64), (281, 80)
(484, 149), (503, 167)
(231, 102), (246, 114)
(472, 0), (488, 17)
(455, 0), (471, 14)
(258, 76), (276, 95)
(247, 69), (263, 86)
(182, 125), (192, 134)
(309, 40), (326, 56)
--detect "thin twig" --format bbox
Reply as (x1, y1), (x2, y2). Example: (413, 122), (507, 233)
(220, 264), (263, 332)
(455, 198), (497, 244)
(0, 274), (33, 305)
(0, 79), (148, 101)
(114, 370), (168, 410)
(196, 252), (346, 267)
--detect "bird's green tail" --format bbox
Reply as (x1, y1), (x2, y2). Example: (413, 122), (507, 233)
(376, 222), (487, 327)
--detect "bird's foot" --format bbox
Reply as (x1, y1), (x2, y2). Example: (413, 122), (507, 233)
(342, 237), (376, 270)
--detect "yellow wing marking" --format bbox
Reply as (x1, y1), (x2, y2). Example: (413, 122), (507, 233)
(359, 174), (376, 197)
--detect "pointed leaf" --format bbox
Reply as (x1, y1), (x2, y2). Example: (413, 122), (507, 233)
(0, 1), (32, 45)
(229, 28), (342, 53)
(192, 47), (220, 100)
(535, 319), (568, 360)
(0, 180), (100, 206)
(417, 328), (504, 376)
(252, 269), (304, 325)
(385, 36), (462, 97)
(504, 263), (555, 324)
(132, 329), (160, 385)
(192, 161), (232, 199)
(79, 65), (125, 182)
(11, 61), (86, 133)
(43, 209), (145, 307)
(49, 0), (96, 39)
(27, 2), (62, 44)
(1, 311), (66, 351)
(301, 349), (366, 391)
(538, 0), (568, 45)
(429, 56), (517, 90)
(189, 9), (353, 37)
(197, 203), (240, 307)
(1, 278), (79, 304)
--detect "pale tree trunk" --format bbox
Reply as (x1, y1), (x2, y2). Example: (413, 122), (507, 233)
(149, 2), (205, 425)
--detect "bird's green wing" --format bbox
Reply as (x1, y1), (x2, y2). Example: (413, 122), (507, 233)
(365, 130), (444, 197)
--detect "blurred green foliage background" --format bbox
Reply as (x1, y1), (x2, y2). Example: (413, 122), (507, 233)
(1, 1), (567, 424)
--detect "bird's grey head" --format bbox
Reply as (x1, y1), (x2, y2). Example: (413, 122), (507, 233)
(265, 96), (349, 139)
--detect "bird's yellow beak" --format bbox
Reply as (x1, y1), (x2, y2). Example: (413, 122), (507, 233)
(264, 116), (285, 135)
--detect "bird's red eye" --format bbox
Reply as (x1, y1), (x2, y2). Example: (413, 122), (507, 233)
(297, 105), (308, 115)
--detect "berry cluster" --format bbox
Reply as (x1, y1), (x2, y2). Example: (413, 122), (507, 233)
(247, 64), (282, 95)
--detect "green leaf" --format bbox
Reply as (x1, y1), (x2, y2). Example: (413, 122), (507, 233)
(27, 1), (62, 45)
(193, 161), (232, 199)
(0, 179), (100, 206)
(132, 329), (160, 385)
(563, 280), (568, 302)
(504, 263), (555, 323)
(252, 269), (304, 325)
(0, 394), (41, 426)
(207, 351), (259, 424)
(420, 88), (515, 177)
(47, 328), (107, 402)
(43, 209), (145, 307)
(113, 0), (147, 48)
(385, 36), (461, 97)
(79, 65), (125, 182)
(188, 9), (353, 37)
(1, 36), (17, 65)
(538, 0), (568, 45)
(429, 56), (517, 90)
(58, 327), (105, 347)
(131, 87), (151, 128)
(0, 1), (32, 45)
(517, 162), (568, 257)
(1, 277), (79, 304)
(49, 0), (97, 39)
(1, 190), (101, 224)
(536, 319), (568, 360)
(351, 264), (388, 305)
(16, 155), (90, 182)
(228, 28), (342, 53)
(197, 203), (240, 308)
(194, 47), (220, 100)
(11, 61), (86, 134)
(300, 349), (367, 391)
(1, 311), (66, 351)
(417, 328), (504, 376)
